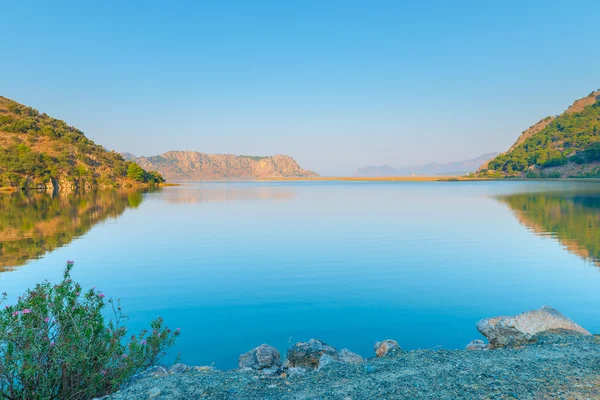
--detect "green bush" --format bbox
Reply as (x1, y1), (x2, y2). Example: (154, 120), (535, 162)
(525, 171), (539, 179)
(0, 262), (179, 399)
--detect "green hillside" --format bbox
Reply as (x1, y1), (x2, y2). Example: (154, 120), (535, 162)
(479, 90), (600, 178)
(0, 96), (164, 190)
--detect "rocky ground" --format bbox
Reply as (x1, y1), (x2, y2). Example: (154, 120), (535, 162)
(107, 333), (600, 400)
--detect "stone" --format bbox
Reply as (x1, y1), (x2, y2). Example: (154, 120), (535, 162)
(286, 367), (308, 378)
(338, 348), (363, 364)
(261, 367), (279, 375)
(169, 363), (191, 374)
(144, 366), (169, 377)
(465, 339), (488, 351)
(287, 339), (337, 369)
(317, 353), (337, 370)
(476, 306), (591, 348)
(238, 344), (282, 370)
(193, 366), (215, 372)
(147, 387), (162, 399)
(374, 339), (403, 357)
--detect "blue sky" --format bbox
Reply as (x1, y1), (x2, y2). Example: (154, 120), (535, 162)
(1, 1), (599, 175)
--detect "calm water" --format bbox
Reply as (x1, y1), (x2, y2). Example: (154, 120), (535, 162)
(1, 181), (600, 369)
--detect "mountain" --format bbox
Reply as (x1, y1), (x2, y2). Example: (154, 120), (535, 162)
(356, 153), (498, 177)
(130, 151), (319, 180)
(0, 96), (163, 190)
(478, 90), (600, 178)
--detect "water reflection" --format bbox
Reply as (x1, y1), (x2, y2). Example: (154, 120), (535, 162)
(498, 191), (600, 264)
(0, 190), (147, 270)
(161, 185), (295, 204)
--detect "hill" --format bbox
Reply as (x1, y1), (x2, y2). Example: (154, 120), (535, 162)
(0, 96), (163, 190)
(478, 90), (600, 178)
(130, 151), (319, 180)
(356, 153), (498, 177)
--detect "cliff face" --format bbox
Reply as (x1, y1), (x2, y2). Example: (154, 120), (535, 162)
(133, 151), (319, 179)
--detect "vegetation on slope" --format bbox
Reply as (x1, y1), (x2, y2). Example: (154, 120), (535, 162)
(0, 96), (164, 189)
(479, 90), (600, 178)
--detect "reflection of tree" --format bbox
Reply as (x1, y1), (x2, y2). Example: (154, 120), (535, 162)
(498, 192), (600, 263)
(0, 189), (148, 271)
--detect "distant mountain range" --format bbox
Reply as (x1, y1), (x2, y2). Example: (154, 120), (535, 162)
(479, 89), (600, 178)
(356, 153), (499, 177)
(125, 151), (318, 180)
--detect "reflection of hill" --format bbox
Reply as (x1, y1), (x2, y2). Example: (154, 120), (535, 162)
(0, 190), (146, 271)
(498, 192), (600, 264)
(162, 186), (295, 204)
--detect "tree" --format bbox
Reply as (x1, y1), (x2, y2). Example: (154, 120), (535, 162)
(127, 162), (146, 182)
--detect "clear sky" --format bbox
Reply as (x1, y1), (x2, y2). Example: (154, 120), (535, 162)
(1, 0), (599, 175)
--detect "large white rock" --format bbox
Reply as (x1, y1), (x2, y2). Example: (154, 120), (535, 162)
(374, 339), (404, 357)
(476, 306), (590, 348)
(238, 344), (282, 370)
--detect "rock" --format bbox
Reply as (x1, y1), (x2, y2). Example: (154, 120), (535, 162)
(261, 367), (279, 375)
(288, 339), (337, 369)
(193, 366), (215, 372)
(147, 387), (162, 399)
(286, 367), (308, 378)
(476, 306), (591, 348)
(465, 340), (488, 351)
(129, 365), (168, 384)
(374, 339), (403, 357)
(169, 363), (191, 374)
(238, 344), (282, 370)
(144, 366), (169, 377)
(338, 348), (363, 364)
(317, 353), (337, 370)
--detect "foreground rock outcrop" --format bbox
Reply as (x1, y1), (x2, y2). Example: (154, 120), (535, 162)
(476, 306), (590, 348)
(238, 344), (281, 371)
(286, 339), (363, 370)
(374, 339), (404, 357)
(107, 306), (596, 399)
(108, 334), (600, 400)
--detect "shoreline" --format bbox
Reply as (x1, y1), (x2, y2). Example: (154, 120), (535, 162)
(259, 176), (600, 182)
(108, 333), (600, 399)
(107, 306), (598, 399)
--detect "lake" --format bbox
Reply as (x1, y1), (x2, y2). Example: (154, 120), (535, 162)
(1, 181), (599, 369)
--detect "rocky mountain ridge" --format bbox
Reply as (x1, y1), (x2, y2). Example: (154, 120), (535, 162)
(129, 151), (318, 180)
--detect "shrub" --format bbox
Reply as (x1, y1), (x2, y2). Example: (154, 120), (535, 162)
(525, 171), (539, 179)
(0, 262), (179, 399)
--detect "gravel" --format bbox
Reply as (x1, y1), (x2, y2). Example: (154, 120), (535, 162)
(108, 333), (600, 399)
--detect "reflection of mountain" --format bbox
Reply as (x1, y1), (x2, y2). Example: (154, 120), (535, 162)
(0, 190), (147, 271)
(162, 186), (295, 204)
(498, 191), (600, 263)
